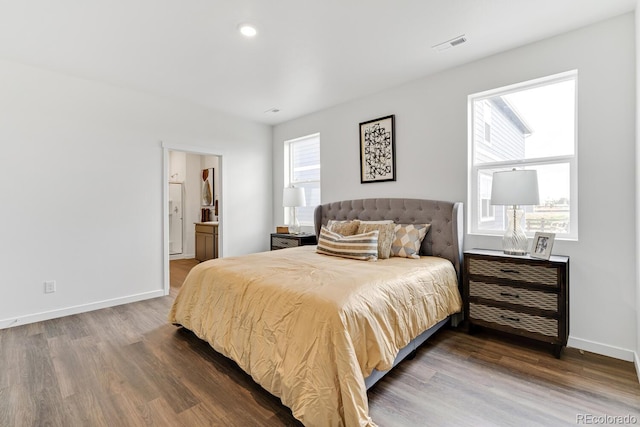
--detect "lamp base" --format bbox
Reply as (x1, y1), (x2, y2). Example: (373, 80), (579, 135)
(288, 209), (301, 235)
(289, 225), (301, 235)
(503, 248), (528, 256)
(502, 207), (529, 256)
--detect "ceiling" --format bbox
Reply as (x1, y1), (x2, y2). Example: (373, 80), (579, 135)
(0, 0), (635, 125)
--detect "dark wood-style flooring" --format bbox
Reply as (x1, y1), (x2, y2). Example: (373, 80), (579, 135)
(1, 259), (638, 426)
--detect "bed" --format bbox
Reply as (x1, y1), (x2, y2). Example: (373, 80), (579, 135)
(169, 198), (464, 426)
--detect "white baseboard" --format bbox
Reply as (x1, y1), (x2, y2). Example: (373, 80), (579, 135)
(0, 290), (165, 330)
(635, 351), (640, 383)
(568, 336), (635, 362)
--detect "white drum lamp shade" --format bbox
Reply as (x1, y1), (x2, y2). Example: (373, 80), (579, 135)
(283, 187), (306, 208)
(491, 169), (539, 206)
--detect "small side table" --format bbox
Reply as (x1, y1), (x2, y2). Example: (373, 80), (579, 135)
(270, 233), (317, 250)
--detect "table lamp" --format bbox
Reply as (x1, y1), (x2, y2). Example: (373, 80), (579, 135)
(491, 169), (540, 255)
(283, 186), (306, 234)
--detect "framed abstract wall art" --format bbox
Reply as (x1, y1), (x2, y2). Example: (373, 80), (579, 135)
(359, 115), (396, 183)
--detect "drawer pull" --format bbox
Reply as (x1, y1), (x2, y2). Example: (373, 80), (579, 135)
(500, 315), (520, 322)
(500, 268), (521, 274)
(499, 292), (520, 299)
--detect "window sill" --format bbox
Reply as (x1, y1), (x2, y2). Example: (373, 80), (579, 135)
(467, 231), (578, 242)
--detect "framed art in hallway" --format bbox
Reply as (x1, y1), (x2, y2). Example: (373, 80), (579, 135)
(359, 114), (396, 183)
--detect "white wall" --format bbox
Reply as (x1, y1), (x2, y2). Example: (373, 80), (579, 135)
(169, 150), (187, 183)
(0, 59), (272, 327)
(273, 14), (637, 360)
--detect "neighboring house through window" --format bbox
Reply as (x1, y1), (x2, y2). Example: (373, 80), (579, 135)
(284, 133), (321, 227)
(469, 70), (578, 239)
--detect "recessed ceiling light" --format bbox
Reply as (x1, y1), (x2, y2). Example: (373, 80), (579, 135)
(238, 24), (257, 38)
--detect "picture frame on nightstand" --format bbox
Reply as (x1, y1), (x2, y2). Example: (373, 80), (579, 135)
(531, 232), (555, 260)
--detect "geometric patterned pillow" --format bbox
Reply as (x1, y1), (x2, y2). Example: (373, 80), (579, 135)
(316, 226), (379, 261)
(327, 219), (361, 236)
(390, 224), (431, 259)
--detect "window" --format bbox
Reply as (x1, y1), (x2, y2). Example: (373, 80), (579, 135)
(469, 71), (577, 239)
(479, 173), (495, 222)
(284, 133), (321, 226)
(483, 101), (492, 145)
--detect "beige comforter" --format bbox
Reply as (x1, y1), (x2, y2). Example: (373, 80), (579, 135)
(168, 246), (462, 426)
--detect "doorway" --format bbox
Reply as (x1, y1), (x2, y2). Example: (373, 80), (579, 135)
(162, 143), (223, 295)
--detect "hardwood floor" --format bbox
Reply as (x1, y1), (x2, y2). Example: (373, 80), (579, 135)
(1, 262), (638, 426)
(169, 258), (200, 290)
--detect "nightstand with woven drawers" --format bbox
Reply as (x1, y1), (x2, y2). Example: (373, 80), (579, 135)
(464, 249), (569, 358)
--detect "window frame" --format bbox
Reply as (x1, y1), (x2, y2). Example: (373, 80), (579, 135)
(467, 70), (578, 240)
(284, 133), (321, 227)
(478, 172), (495, 222)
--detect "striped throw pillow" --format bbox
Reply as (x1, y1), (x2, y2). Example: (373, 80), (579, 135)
(316, 226), (379, 261)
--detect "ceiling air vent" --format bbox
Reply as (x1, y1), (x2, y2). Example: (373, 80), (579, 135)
(432, 35), (467, 52)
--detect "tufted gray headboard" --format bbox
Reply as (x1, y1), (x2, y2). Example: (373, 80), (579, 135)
(314, 198), (464, 284)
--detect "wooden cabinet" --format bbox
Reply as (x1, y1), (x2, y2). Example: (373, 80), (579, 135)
(195, 223), (218, 261)
(270, 233), (317, 250)
(464, 249), (569, 358)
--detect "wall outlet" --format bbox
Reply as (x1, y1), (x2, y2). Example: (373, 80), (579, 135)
(44, 280), (56, 293)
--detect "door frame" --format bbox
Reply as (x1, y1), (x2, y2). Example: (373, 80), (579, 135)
(162, 141), (225, 295)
